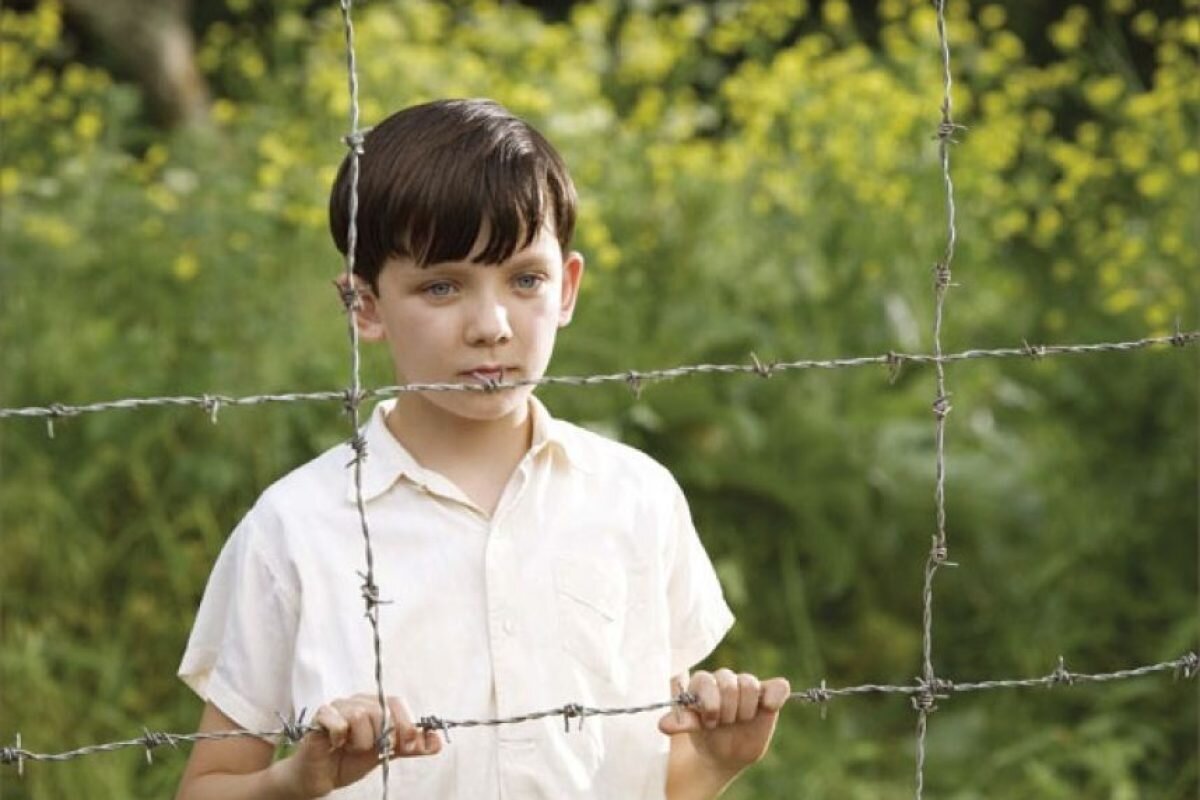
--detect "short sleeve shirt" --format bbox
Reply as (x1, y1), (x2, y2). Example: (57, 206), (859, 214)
(178, 397), (734, 799)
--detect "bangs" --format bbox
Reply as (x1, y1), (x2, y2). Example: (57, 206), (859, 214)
(395, 141), (567, 268)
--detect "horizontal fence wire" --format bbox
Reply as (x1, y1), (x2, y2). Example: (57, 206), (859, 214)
(1, 332), (1196, 429)
(3, 651), (1195, 773)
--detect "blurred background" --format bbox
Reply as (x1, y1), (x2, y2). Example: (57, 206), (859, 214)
(0, 0), (1197, 797)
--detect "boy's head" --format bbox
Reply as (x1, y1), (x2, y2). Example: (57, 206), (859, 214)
(328, 99), (586, 426)
(329, 98), (577, 292)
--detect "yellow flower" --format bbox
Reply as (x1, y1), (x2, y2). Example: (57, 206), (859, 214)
(1084, 75), (1124, 108)
(1132, 11), (1157, 38)
(1136, 169), (1169, 198)
(212, 99), (237, 124)
(23, 213), (78, 249)
(1035, 207), (1062, 241)
(980, 5), (1006, 30)
(0, 167), (19, 196)
(73, 110), (102, 141)
(238, 50), (265, 80)
(173, 251), (199, 282)
(1099, 261), (1120, 288)
(1049, 8), (1088, 51)
(147, 184), (179, 213)
(1103, 287), (1139, 314)
(880, 0), (906, 21)
(1076, 121), (1100, 148)
(62, 64), (89, 94)
(1182, 16), (1200, 45)
(822, 0), (850, 28)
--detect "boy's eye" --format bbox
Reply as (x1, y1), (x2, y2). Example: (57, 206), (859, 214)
(422, 281), (455, 297)
(514, 273), (544, 290)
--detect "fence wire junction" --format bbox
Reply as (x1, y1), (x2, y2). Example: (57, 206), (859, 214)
(2, 0), (1198, 797)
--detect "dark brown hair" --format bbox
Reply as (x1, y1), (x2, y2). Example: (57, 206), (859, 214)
(329, 98), (577, 290)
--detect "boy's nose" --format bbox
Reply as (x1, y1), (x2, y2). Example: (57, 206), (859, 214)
(465, 298), (513, 346)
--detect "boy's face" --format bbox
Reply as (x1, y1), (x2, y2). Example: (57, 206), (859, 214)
(354, 223), (584, 425)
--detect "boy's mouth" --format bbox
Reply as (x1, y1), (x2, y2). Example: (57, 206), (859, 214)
(464, 367), (508, 385)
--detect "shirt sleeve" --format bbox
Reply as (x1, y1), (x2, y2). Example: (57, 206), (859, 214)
(663, 480), (735, 677)
(178, 503), (299, 734)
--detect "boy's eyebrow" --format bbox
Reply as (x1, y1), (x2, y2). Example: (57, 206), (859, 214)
(503, 252), (552, 268)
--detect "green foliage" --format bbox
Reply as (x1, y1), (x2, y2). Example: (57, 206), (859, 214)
(1, 1), (1196, 797)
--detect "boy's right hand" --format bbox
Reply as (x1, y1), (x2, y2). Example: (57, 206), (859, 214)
(283, 693), (442, 798)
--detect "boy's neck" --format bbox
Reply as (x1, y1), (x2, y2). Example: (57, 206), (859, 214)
(383, 393), (533, 514)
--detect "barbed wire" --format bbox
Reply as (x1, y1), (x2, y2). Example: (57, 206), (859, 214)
(334, 0), (394, 795)
(4, 652), (1194, 773)
(1, 332), (1195, 432)
(916, 1), (960, 796)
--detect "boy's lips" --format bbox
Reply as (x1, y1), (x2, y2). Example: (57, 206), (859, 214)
(462, 366), (514, 384)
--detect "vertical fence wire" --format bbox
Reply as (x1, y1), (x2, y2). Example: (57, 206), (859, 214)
(916, 1), (962, 796)
(336, 1), (392, 796)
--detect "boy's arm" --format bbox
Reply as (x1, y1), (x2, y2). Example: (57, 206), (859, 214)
(660, 670), (791, 800)
(175, 697), (441, 800)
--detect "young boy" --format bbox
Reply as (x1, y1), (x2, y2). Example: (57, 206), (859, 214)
(175, 98), (789, 800)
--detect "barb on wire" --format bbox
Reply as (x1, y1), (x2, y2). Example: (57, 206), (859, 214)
(1, 332), (1195, 424)
(3, 651), (1193, 769)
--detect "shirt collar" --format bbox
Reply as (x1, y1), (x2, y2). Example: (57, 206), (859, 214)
(345, 395), (589, 504)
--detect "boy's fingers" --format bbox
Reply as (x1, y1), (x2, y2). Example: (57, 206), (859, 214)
(688, 671), (721, 729)
(736, 673), (762, 722)
(385, 696), (425, 757)
(714, 669), (739, 725)
(760, 677), (791, 712)
(314, 703), (348, 750)
(656, 706), (701, 735)
(336, 701), (379, 754)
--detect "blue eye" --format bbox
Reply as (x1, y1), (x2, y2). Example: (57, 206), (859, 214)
(424, 281), (454, 297)
(514, 274), (544, 290)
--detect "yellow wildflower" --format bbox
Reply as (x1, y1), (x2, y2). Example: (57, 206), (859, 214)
(73, 111), (102, 141)
(173, 252), (199, 282)
(823, 0), (850, 28)
(1136, 169), (1169, 198)
(1084, 75), (1123, 108)
(980, 5), (1006, 30)
(1104, 288), (1139, 314)
(1132, 11), (1157, 38)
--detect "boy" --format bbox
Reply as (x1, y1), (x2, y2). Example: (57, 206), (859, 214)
(176, 98), (789, 799)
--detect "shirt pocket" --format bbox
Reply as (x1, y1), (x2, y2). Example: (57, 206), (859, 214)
(554, 554), (628, 689)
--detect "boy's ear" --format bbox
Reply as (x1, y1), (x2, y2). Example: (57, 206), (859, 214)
(558, 251), (585, 328)
(334, 273), (386, 341)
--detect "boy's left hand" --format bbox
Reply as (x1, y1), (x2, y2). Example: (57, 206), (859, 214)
(658, 669), (790, 776)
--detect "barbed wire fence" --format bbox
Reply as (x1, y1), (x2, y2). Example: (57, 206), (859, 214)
(1, 0), (1197, 797)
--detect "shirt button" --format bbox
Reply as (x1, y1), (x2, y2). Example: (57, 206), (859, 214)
(503, 618), (516, 635)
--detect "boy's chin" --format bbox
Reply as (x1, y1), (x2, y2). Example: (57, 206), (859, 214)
(420, 388), (534, 424)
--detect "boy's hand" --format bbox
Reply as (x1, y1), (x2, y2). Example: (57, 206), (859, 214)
(658, 670), (790, 782)
(283, 693), (442, 798)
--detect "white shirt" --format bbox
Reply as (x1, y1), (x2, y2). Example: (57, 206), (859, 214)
(179, 397), (734, 799)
